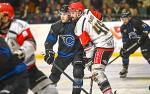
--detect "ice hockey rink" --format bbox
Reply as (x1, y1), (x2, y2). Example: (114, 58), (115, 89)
(28, 56), (150, 94)
(27, 24), (150, 94)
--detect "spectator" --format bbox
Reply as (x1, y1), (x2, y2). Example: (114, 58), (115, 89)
(112, 3), (122, 20)
(42, 7), (53, 23)
(38, 0), (47, 13)
(137, 1), (147, 19)
(31, 6), (42, 24)
(2, 0), (150, 23)
(104, 7), (114, 21)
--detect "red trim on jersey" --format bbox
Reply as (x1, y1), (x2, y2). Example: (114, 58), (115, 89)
(79, 31), (91, 46)
(16, 28), (34, 46)
(94, 50), (104, 64)
(93, 48), (114, 64)
(27, 64), (36, 71)
(96, 48), (114, 52)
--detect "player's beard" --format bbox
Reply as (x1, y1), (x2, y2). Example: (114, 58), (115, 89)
(0, 20), (11, 34)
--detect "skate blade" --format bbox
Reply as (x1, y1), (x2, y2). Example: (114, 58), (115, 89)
(120, 74), (127, 78)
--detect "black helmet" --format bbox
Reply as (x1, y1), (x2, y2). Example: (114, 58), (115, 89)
(120, 9), (131, 18)
(59, 5), (69, 13)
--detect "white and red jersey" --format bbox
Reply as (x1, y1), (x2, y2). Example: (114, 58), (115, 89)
(5, 19), (36, 68)
(75, 9), (114, 48)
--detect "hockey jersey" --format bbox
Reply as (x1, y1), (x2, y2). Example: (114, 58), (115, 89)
(5, 19), (36, 68)
(75, 9), (114, 48)
(0, 36), (22, 77)
(45, 20), (84, 58)
(121, 17), (150, 44)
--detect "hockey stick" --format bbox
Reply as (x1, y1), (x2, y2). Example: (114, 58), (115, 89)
(107, 42), (139, 65)
(107, 55), (120, 65)
(52, 62), (89, 94)
(42, 52), (89, 94)
(88, 65), (93, 94)
(0, 63), (27, 81)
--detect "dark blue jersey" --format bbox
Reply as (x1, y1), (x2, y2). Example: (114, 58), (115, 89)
(0, 37), (21, 77)
(120, 17), (150, 45)
(45, 21), (84, 58)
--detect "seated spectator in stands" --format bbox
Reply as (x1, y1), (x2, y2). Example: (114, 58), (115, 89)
(31, 6), (42, 24)
(104, 7), (114, 21)
(42, 7), (53, 23)
(112, 3), (122, 20)
(137, 1), (147, 19)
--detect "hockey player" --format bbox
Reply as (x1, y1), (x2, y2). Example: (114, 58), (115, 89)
(69, 2), (115, 94)
(0, 32), (29, 93)
(0, 3), (58, 94)
(44, 5), (85, 94)
(119, 9), (150, 78)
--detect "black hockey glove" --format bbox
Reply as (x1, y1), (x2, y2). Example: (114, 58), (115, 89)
(44, 50), (55, 65)
(120, 48), (128, 57)
(137, 33), (148, 45)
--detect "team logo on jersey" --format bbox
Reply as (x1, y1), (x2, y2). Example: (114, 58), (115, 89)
(128, 32), (137, 39)
(60, 35), (75, 47)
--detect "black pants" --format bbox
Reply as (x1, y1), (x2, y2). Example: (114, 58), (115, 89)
(140, 38), (150, 64)
(122, 38), (150, 65)
(0, 71), (29, 94)
(49, 54), (84, 83)
(49, 54), (84, 94)
(28, 66), (49, 90)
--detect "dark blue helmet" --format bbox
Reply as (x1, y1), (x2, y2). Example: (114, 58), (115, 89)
(59, 5), (69, 13)
(120, 9), (131, 18)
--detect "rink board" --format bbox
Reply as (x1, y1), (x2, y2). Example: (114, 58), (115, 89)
(29, 21), (150, 59)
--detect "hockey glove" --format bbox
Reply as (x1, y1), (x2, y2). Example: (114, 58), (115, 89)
(44, 50), (55, 65)
(13, 49), (25, 60)
(120, 48), (128, 57)
(137, 33), (148, 45)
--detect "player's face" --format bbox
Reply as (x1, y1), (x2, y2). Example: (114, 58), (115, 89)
(0, 12), (3, 21)
(121, 17), (129, 25)
(0, 13), (11, 32)
(70, 10), (81, 21)
(0, 13), (10, 24)
(60, 12), (70, 23)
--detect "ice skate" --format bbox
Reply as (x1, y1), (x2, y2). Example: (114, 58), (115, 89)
(119, 68), (128, 78)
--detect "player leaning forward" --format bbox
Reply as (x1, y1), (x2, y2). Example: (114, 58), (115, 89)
(0, 13), (29, 94)
(69, 2), (115, 94)
(0, 3), (58, 94)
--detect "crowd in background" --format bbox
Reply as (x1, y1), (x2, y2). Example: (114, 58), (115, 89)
(1, 0), (150, 24)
